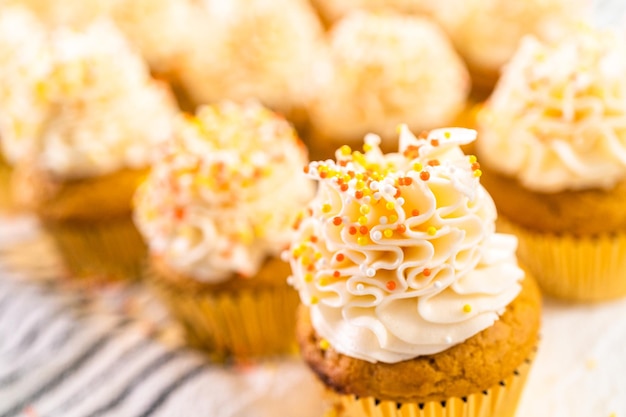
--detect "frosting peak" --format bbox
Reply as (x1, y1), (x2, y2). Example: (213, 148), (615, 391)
(478, 27), (626, 192)
(135, 101), (315, 283)
(286, 127), (523, 363)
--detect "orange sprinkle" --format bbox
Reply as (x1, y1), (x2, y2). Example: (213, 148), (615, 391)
(310, 235), (318, 243)
(404, 177), (413, 186)
(394, 189), (401, 198)
(359, 225), (369, 235)
(348, 170), (356, 178)
(431, 139), (439, 146)
(355, 190), (364, 199)
(303, 166), (310, 174)
(386, 281), (396, 291)
(396, 224), (406, 233)
(423, 268), (431, 277)
(418, 131), (429, 139)
(333, 217), (343, 226)
(336, 253), (345, 262)
(333, 270), (341, 278)
(319, 171), (328, 179)
(348, 226), (357, 235)
(174, 207), (185, 220)
(412, 209), (420, 216)
(340, 183), (349, 192)
(420, 171), (430, 181)
(428, 159), (440, 166)
(471, 162), (481, 171)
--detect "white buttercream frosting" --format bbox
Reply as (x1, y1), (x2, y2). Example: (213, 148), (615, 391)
(286, 127), (523, 363)
(478, 28), (626, 192)
(134, 101), (315, 283)
(308, 11), (469, 144)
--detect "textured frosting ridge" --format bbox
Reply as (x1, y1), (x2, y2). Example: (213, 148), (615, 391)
(135, 102), (315, 283)
(286, 127), (523, 363)
(478, 28), (626, 192)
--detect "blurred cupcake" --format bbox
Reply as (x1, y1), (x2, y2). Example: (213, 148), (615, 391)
(134, 101), (315, 359)
(178, 0), (324, 124)
(307, 12), (469, 159)
(310, 0), (435, 26)
(0, 6), (50, 211)
(11, 20), (177, 282)
(432, 0), (588, 91)
(477, 27), (626, 301)
(286, 126), (540, 416)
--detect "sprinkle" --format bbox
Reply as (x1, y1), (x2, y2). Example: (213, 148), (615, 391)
(357, 236), (369, 245)
(174, 207), (185, 220)
(340, 145), (351, 156)
(363, 196), (371, 204)
(403, 177), (413, 186)
(420, 171), (430, 181)
(372, 230), (382, 240)
(396, 224), (406, 233)
(427, 159), (440, 167)
(397, 197), (405, 206)
(340, 183), (349, 192)
(444, 131), (451, 139)
(385, 202), (395, 211)
(310, 296), (319, 305)
(356, 283), (365, 291)
(463, 304), (472, 313)
(411, 209), (420, 216)
(303, 166), (310, 174)
(348, 226), (357, 235)
(359, 225), (369, 235)
(473, 169), (483, 178)
(394, 189), (401, 198)
(310, 236), (318, 243)
(304, 273), (313, 282)
(322, 203), (331, 213)
(413, 163), (423, 171)
(314, 252), (322, 260)
(360, 205), (370, 215)
(358, 216), (368, 225)
(433, 281), (442, 289)
(469, 155), (477, 164)
(363, 143), (373, 152)
(319, 339), (330, 350)
(354, 190), (364, 199)
(427, 226), (437, 236)
(379, 216), (388, 225)
(471, 162), (481, 171)
(386, 281), (396, 290)
(370, 181), (380, 191)
(333, 217), (343, 226)
(333, 270), (341, 278)
(383, 229), (393, 238)
(445, 336), (452, 344)
(356, 180), (365, 190)
(423, 268), (431, 277)
(366, 268), (376, 277)
(336, 253), (345, 262)
(430, 139), (439, 146)
(418, 131), (429, 139)
(389, 214), (398, 223)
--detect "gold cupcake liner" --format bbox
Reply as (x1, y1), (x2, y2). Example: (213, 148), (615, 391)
(151, 276), (301, 360)
(498, 217), (626, 302)
(325, 355), (533, 417)
(44, 216), (146, 282)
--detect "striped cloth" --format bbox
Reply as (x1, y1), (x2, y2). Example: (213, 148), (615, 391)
(0, 216), (326, 417)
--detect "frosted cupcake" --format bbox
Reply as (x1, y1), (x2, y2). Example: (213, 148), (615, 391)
(307, 12), (469, 159)
(310, 0), (435, 26)
(477, 28), (626, 301)
(178, 0), (324, 122)
(134, 101), (315, 359)
(11, 20), (177, 282)
(287, 126), (541, 417)
(432, 0), (588, 91)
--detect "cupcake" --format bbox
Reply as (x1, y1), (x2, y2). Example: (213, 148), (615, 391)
(432, 0), (588, 91)
(306, 12), (469, 159)
(178, 0), (324, 123)
(11, 20), (177, 282)
(286, 126), (541, 416)
(310, 0), (435, 27)
(134, 101), (315, 359)
(477, 27), (626, 302)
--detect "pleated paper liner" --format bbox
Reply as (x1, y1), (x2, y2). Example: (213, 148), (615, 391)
(149, 272), (301, 361)
(44, 215), (146, 283)
(324, 353), (534, 417)
(497, 216), (626, 302)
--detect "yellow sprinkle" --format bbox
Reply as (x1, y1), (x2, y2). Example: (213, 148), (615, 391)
(385, 202), (395, 211)
(444, 131), (451, 139)
(310, 296), (319, 305)
(314, 252), (323, 260)
(357, 236), (369, 245)
(427, 226), (437, 236)
(463, 304), (472, 313)
(468, 155), (477, 164)
(363, 143), (373, 152)
(318, 277), (329, 286)
(383, 229), (393, 238)
(473, 169), (482, 178)
(358, 216), (368, 225)
(360, 205), (370, 215)
(396, 124), (403, 133)
(355, 172), (364, 180)
(304, 273), (313, 283)
(356, 180), (365, 190)
(340, 145), (351, 156)
(413, 162), (423, 172)
(319, 339), (330, 350)
(301, 255), (311, 266)
(389, 215), (398, 223)
(322, 203), (332, 213)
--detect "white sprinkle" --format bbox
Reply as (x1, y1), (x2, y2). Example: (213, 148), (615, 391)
(397, 197), (405, 206)
(379, 216), (388, 225)
(345, 197), (353, 205)
(366, 268), (376, 277)
(370, 181), (380, 191)
(373, 192), (381, 200)
(444, 336), (452, 344)
(363, 196), (371, 204)
(356, 283), (365, 291)
(383, 185), (395, 195)
(359, 264), (368, 274)
(280, 251), (290, 262)
(433, 281), (442, 289)
(372, 231), (382, 241)
(287, 276), (294, 286)
(342, 216), (350, 224)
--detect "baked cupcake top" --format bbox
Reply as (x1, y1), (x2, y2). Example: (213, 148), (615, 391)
(180, 0), (324, 112)
(134, 101), (315, 283)
(308, 11), (469, 144)
(478, 27), (626, 193)
(0, 6), (50, 164)
(286, 126), (523, 363)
